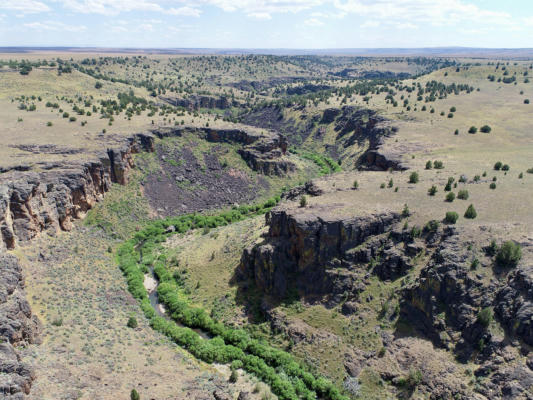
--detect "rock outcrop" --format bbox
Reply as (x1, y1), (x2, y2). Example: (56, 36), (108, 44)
(0, 254), (40, 399)
(238, 207), (401, 299)
(159, 94), (235, 110)
(495, 262), (533, 346)
(152, 126), (294, 176)
(0, 133), (154, 250)
(241, 105), (405, 170)
(401, 231), (533, 361)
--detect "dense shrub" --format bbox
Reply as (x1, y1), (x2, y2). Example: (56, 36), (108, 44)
(127, 316), (138, 328)
(494, 161), (502, 170)
(433, 160), (444, 169)
(464, 204), (477, 219)
(477, 307), (493, 328)
(457, 189), (469, 200)
(300, 195), (307, 208)
(428, 185), (438, 196)
(425, 160), (432, 170)
(424, 220), (439, 232)
(468, 126), (477, 134)
(501, 164), (509, 171)
(445, 192), (455, 202)
(131, 389), (140, 400)
(445, 211), (458, 224)
(496, 241), (522, 268)
(409, 172), (419, 184)
(480, 125), (492, 133)
(489, 182), (496, 189)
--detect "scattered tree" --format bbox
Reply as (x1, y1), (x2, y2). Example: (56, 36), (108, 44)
(464, 204), (477, 219)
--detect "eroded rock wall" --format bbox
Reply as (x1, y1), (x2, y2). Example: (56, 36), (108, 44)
(0, 254), (40, 399)
(238, 208), (401, 298)
(152, 126), (294, 176)
(0, 133), (154, 250)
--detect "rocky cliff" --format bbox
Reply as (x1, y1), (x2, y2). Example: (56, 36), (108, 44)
(153, 126), (294, 176)
(0, 133), (154, 251)
(238, 206), (402, 300)
(401, 232), (533, 359)
(241, 105), (405, 170)
(0, 124), (293, 250)
(159, 94), (236, 110)
(0, 254), (40, 399)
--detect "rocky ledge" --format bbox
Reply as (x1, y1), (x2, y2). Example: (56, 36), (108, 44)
(0, 254), (41, 399)
(237, 206), (402, 300)
(0, 133), (154, 251)
(153, 126), (295, 176)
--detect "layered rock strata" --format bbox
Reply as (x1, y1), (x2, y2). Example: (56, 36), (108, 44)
(0, 254), (40, 399)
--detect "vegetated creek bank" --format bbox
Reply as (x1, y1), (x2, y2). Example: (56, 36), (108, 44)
(144, 267), (213, 339)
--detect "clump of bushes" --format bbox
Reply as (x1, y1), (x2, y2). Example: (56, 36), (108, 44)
(468, 126), (477, 134)
(445, 211), (459, 224)
(496, 241), (522, 268)
(457, 189), (469, 200)
(445, 192), (456, 202)
(409, 172), (419, 184)
(480, 125), (492, 133)
(444, 177), (454, 191)
(494, 161), (502, 170)
(424, 220), (439, 233)
(127, 316), (138, 329)
(428, 185), (438, 196)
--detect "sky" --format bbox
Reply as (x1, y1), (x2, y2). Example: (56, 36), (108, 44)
(0, 0), (532, 48)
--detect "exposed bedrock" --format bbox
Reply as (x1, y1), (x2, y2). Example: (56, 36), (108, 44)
(0, 254), (40, 399)
(159, 94), (236, 110)
(238, 207), (402, 299)
(0, 133), (154, 250)
(400, 232), (533, 360)
(495, 262), (533, 346)
(241, 105), (405, 171)
(152, 126), (294, 176)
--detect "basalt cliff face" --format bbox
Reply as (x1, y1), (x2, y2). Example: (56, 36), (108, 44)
(1, 125), (293, 251)
(0, 133), (154, 251)
(153, 126), (294, 176)
(238, 200), (533, 399)
(0, 254), (41, 399)
(238, 206), (402, 300)
(241, 105), (405, 171)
